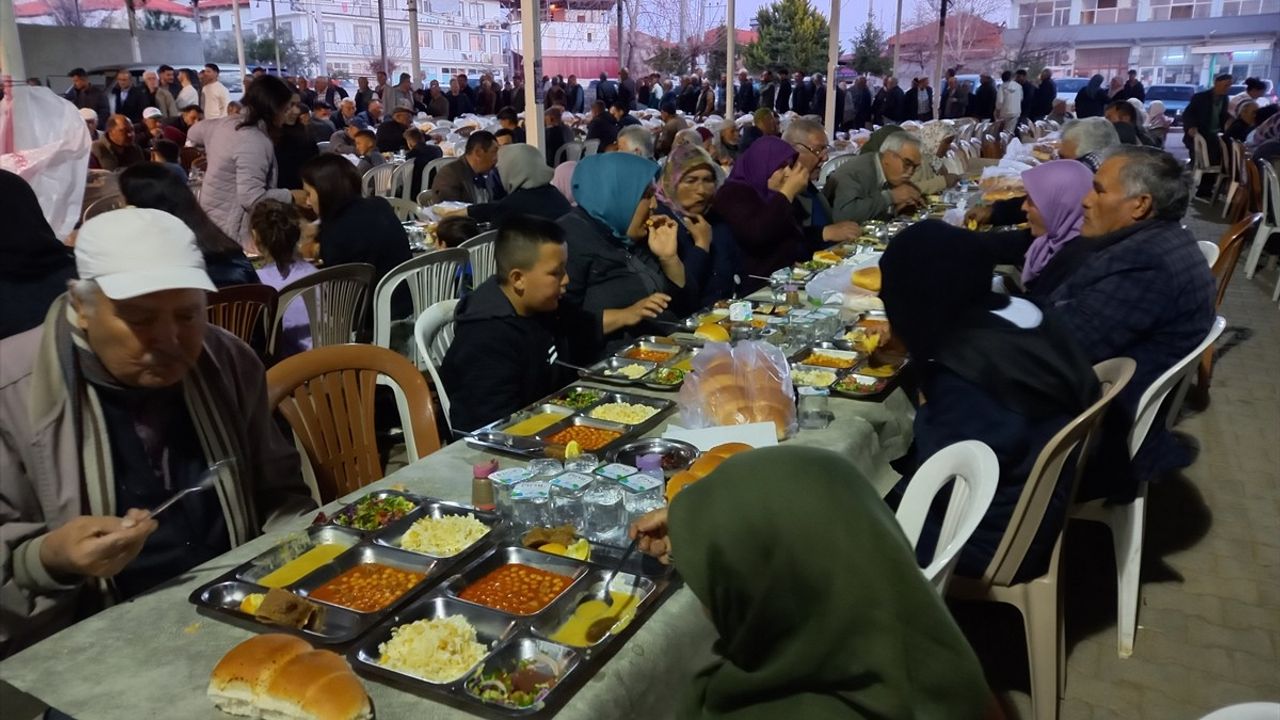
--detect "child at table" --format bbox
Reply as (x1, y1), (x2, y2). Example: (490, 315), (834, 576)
(440, 214), (670, 433)
(251, 200), (316, 358)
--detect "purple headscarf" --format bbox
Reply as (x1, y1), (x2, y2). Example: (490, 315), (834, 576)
(725, 136), (798, 200)
(552, 161), (577, 206)
(1021, 159), (1094, 285)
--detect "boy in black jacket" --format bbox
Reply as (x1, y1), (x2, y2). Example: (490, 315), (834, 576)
(441, 215), (670, 432)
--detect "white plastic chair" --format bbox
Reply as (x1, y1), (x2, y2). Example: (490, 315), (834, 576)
(390, 161), (420, 202)
(459, 230), (499, 289)
(423, 157), (454, 193)
(554, 141), (585, 166)
(894, 440), (1000, 593)
(372, 248), (469, 367)
(1197, 240), (1221, 268)
(1199, 703), (1280, 720)
(414, 299), (460, 433)
(817, 153), (857, 189)
(1221, 139), (1248, 218)
(1071, 315), (1227, 658)
(381, 196), (420, 222)
(582, 138), (602, 156)
(1191, 132), (1222, 202)
(361, 163), (398, 197)
(316, 140), (332, 153)
(1245, 160), (1278, 280)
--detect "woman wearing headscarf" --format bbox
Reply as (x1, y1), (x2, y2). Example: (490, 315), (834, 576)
(882, 220), (1099, 581)
(1144, 100), (1172, 147)
(559, 153), (689, 345)
(655, 144), (740, 306)
(711, 136), (812, 294)
(909, 120), (960, 195)
(633, 446), (995, 719)
(460, 143), (572, 224)
(1074, 75), (1107, 118)
(551, 161), (577, 206)
(0, 171), (78, 340)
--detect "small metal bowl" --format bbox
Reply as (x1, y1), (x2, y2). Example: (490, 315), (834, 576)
(606, 438), (700, 475)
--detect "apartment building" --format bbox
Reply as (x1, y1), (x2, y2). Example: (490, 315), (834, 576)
(1005, 0), (1280, 86)
(502, 0), (618, 79)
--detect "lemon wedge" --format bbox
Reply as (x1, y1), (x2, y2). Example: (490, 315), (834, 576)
(539, 542), (568, 556)
(565, 440), (582, 459)
(565, 538), (591, 561)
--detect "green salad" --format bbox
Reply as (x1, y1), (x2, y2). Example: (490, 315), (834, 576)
(551, 389), (604, 410)
(331, 495), (417, 531)
(467, 658), (558, 709)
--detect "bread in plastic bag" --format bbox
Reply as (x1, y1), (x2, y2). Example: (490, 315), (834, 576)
(677, 340), (797, 440)
(0, 85), (92, 240)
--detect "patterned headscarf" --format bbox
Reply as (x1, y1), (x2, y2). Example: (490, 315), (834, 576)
(914, 120), (956, 171)
(655, 144), (719, 216)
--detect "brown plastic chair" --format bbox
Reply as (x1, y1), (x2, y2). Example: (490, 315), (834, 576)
(271, 263), (375, 355)
(179, 146), (203, 171)
(206, 284), (278, 356)
(82, 195), (125, 222)
(1196, 212), (1262, 397)
(266, 344), (442, 503)
(948, 357), (1136, 720)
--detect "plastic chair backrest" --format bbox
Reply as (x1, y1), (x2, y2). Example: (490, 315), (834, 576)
(460, 230), (499, 287)
(417, 188), (441, 207)
(583, 138), (601, 156)
(1193, 132), (1214, 170)
(380, 195), (420, 221)
(1199, 703), (1280, 720)
(266, 344), (441, 502)
(371, 248), (469, 365)
(1232, 140), (1248, 184)
(555, 141), (584, 166)
(894, 440), (1000, 592)
(424, 157), (453, 191)
(272, 263), (375, 353)
(362, 163), (398, 197)
(390, 161), (419, 201)
(1130, 315), (1225, 443)
(1217, 134), (1231, 177)
(1212, 212), (1261, 308)
(982, 357), (1136, 587)
(317, 141), (332, 153)
(206, 283), (278, 354)
(817, 154), (856, 188)
(414, 299), (460, 429)
(1197, 240), (1221, 267)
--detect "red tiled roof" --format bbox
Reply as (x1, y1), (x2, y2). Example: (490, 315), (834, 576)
(16, 0), (193, 17)
(886, 13), (1003, 47)
(700, 27), (757, 46)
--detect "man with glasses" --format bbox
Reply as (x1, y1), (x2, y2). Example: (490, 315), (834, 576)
(827, 132), (924, 223)
(783, 118), (862, 244)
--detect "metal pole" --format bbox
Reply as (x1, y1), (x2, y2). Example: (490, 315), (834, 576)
(313, 9), (327, 75)
(231, 0), (248, 84)
(378, 0), (388, 78)
(678, 0), (686, 73)
(125, 0), (142, 63)
(270, 0), (283, 74)
(932, 0), (945, 121)
(824, 0), (838, 133)
(725, 2), (734, 116)
(893, 0), (902, 75)
(521, 0), (544, 150)
(617, 0), (624, 72)
(408, 0), (422, 89)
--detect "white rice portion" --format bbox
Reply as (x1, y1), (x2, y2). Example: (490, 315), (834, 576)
(400, 513), (489, 556)
(377, 615), (488, 682)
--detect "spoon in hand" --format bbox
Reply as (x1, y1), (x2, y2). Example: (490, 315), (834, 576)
(148, 459), (233, 519)
(583, 537), (640, 643)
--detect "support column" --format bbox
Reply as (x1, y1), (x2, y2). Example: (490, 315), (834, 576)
(725, 0), (735, 117)
(232, 0), (248, 85)
(824, 0), (839, 133)
(521, 0), (544, 150)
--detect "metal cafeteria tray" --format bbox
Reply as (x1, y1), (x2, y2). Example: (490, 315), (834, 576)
(578, 392), (671, 426)
(347, 541), (679, 718)
(323, 489), (424, 534)
(290, 544), (439, 615)
(375, 502), (505, 560)
(606, 437), (700, 476)
(789, 363), (841, 389)
(830, 371), (892, 399)
(465, 388), (674, 460)
(791, 345), (862, 370)
(579, 356), (658, 386)
(613, 339), (684, 364)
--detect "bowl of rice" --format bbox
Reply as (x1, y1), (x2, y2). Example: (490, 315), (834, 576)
(399, 514), (491, 557)
(377, 615), (489, 684)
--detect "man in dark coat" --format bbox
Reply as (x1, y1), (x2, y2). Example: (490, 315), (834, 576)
(736, 70), (758, 113)
(64, 68), (109, 129)
(792, 76), (812, 115)
(851, 76), (872, 130)
(1115, 70), (1146, 102)
(1033, 69), (1056, 121)
(1016, 69), (1036, 123)
(594, 72), (618, 107)
(1183, 73), (1233, 174)
(109, 69), (148, 123)
(879, 76), (905, 123)
(971, 74), (997, 121)
(617, 68), (637, 110)
(775, 70), (793, 113)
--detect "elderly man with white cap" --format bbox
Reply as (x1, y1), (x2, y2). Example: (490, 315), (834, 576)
(0, 209), (312, 656)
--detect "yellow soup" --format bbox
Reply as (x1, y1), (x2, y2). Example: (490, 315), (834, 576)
(258, 543), (349, 588)
(550, 592), (640, 647)
(503, 413), (567, 437)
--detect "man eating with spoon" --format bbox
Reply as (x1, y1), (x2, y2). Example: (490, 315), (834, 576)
(0, 209), (313, 657)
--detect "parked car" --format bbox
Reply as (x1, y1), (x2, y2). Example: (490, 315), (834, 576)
(1145, 84), (1200, 127)
(1054, 77), (1091, 109)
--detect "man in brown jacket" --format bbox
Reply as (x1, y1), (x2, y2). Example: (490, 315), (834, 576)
(0, 209), (313, 657)
(430, 130), (503, 204)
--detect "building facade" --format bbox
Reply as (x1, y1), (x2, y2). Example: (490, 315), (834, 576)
(1004, 0), (1280, 86)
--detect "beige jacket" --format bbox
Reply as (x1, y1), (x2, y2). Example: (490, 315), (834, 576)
(0, 300), (312, 656)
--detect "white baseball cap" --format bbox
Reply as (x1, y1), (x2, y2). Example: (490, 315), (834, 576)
(78, 107), (99, 122)
(142, 107), (163, 120)
(75, 208), (216, 299)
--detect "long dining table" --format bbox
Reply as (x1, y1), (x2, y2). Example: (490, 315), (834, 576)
(0, 379), (914, 720)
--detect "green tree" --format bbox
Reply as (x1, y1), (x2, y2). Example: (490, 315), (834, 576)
(647, 47), (692, 77)
(203, 27), (319, 74)
(849, 19), (891, 76)
(742, 0), (830, 75)
(142, 10), (184, 30)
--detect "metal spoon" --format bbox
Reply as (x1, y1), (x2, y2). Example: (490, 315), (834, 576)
(148, 459), (233, 518)
(583, 538), (640, 643)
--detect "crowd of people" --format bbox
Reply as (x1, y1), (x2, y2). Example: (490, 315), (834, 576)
(0, 53), (1264, 716)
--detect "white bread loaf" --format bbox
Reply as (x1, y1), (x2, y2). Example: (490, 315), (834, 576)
(209, 634), (372, 720)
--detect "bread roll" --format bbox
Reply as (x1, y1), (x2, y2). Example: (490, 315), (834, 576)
(209, 635), (372, 720)
(688, 454), (725, 478)
(748, 400), (794, 440)
(708, 442), (753, 458)
(852, 267), (881, 293)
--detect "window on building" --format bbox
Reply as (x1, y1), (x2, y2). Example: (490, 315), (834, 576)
(490, 36), (500, 53)
(445, 32), (461, 50)
(323, 22), (337, 43)
(1147, 0), (1211, 20)
(420, 29), (433, 47)
(355, 25), (374, 47)
(210, 15), (221, 30)
(279, 20), (293, 38)
(1080, 0), (1137, 23)
(470, 33), (483, 50)
(471, 2), (482, 18)
(1222, 0), (1279, 14)
(1074, 47), (1131, 79)
(577, 13), (586, 21)
(1018, 0), (1072, 27)
(389, 28), (404, 48)
(1137, 45), (1196, 84)
(586, 31), (593, 41)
